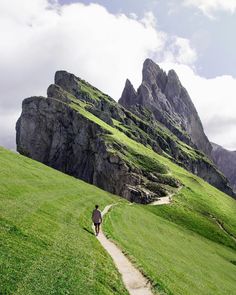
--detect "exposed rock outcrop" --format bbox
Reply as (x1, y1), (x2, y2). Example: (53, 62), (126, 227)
(16, 66), (235, 200)
(212, 143), (236, 193)
(119, 58), (212, 157)
(16, 89), (180, 204)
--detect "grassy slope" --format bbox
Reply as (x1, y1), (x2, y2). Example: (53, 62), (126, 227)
(68, 98), (236, 294)
(103, 149), (236, 295)
(77, 77), (215, 168)
(72, 101), (236, 243)
(104, 203), (236, 295)
(3, 87), (236, 294)
(0, 147), (128, 295)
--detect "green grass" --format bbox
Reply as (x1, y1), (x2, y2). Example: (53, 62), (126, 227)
(4, 88), (236, 295)
(0, 147), (128, 295)
(103, 175), (236, 295)
(104, 203), (236, 295)
(78, 79), (113, 104)
(122, 147), (168, 174)
(69, 97), (236, 294)
(70, 102), (169, 175)
(72, 82), (212, 172)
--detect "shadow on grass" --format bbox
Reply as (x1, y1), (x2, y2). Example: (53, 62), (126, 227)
(83, 227), (94, 236)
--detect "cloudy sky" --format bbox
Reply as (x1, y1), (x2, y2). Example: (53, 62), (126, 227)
(1, 0), (236, 151)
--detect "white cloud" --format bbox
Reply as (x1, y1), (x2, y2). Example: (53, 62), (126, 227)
(160, 62), (236, 150)
(0, 0), (196, 150)
(0, 0), (235, 152)
(0, 110), (20, 151)
(163, 37), (197, 65)
(183, 0), (236, 17)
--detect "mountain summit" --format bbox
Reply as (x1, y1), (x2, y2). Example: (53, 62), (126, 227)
(119, 58), (212, 157)
(16, 61), (235, 200)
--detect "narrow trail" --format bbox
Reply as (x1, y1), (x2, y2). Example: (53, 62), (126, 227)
(210, 214), (236, 243)
(150, 196), (171, 206)
(94, 193), (180, 294)
(94, 204), (154, 295)
(150, 186), (183, 206)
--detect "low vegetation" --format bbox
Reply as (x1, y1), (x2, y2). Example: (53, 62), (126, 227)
(104, 160), (236, 294)
(0, 147), (128, 295)
(104, 201), (236, 295)
(2, 75), (236, 294)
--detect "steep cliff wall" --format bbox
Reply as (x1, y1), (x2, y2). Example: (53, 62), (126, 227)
(16, 67), (235, 199)
(119, 59), (212, 157)
(16, 95), (181, 204)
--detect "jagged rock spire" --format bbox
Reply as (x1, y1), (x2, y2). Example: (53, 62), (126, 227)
(119, 79), (137, 108)
(119, 58), (212, 157)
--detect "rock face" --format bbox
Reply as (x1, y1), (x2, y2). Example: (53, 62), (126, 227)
(212, 143), (236, 193)
(119, 59), (212, 157)
(16, 97), (149, 203)
(16, 67), (235, 200)
(16, 74), (181, 204)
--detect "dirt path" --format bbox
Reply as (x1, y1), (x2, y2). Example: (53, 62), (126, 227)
(150, 186), (183, 206)
(150, 196), (171, 205)
(209, 214), (236, 243)
(95, 204), (154, 295)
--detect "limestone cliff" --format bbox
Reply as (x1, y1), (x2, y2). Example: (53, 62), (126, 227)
(16, 67), (235, 200)
(16, 79), (180, 204)
(119, 59), (212, 157)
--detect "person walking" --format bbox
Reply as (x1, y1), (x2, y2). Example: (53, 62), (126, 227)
(92, 205), (102, 236)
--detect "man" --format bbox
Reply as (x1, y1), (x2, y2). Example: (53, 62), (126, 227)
(92, 205), (102, 236)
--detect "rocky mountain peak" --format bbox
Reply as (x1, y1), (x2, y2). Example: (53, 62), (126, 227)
(142, 59), (167, 91)
(167, 69), (179, 80)
(142, 58), (161, 80)
(164, 70), (187, 110)
(16, 68), (235, 201)
(125, 78), (134, 88)
(47, 84), (71, 103)
(55, 70), (73, 84)
(119, 79), (137, 108)
(119, 58), (212, 157)
(54, 70), (80, 96)
(165, 69), (181, 97)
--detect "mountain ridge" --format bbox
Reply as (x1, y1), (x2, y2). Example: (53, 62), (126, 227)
(16, 59), (235, 199)
(119, 58), (212, 157)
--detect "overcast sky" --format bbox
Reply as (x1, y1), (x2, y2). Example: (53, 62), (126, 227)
(1, 0), (236, 151)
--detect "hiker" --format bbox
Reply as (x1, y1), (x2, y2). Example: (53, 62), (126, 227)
(92, 205), (102, 236)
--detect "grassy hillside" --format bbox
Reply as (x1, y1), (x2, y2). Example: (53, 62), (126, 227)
(3, 76), (236, 294)
(1, 125), (236, 295)
(92, 101), (236, 294)
(67, 84), (236, 294)
(70, 96), (236, 245)
(104, 202), (236, 295)
(103, 168), (236, 294)
(0, 147), (128, 295)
